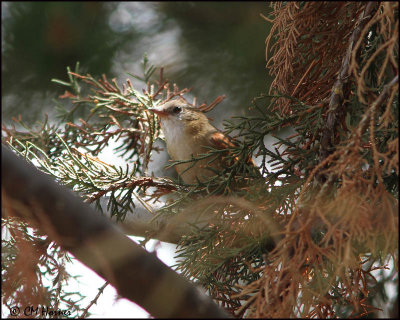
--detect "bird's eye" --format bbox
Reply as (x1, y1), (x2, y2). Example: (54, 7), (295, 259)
(172, 106), (182, 114)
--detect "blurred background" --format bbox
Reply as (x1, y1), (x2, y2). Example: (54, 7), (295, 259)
(2, 2), (273, 125)
(2, 2), (273, 318)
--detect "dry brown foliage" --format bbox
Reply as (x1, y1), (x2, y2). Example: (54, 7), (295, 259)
(265, 2), (397, 114)
(233, 2), (399, 317)
(266, 2), (360, 113)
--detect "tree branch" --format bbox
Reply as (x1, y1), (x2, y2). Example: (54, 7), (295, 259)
(319, 2), (377, 164)
(1, 145), (230, 318)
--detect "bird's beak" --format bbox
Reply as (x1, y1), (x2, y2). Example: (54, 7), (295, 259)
(148, 106), (168, 117)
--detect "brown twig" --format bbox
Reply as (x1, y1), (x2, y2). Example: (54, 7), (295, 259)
(86, 177), (180, 203)
(198, 95), (227, 113)
(152, 79), (169, 99)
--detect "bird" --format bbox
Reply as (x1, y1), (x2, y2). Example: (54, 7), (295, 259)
(148, 99), (259, 187)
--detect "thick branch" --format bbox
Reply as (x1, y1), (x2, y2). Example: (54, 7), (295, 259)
(1, 145), (230, 318)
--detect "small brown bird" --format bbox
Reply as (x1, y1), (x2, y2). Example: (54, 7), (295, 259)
(148, 99), (258, 185)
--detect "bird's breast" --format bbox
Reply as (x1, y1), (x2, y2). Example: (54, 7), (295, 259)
(160, 119), (210, 160)
(160, 118), (220, 184)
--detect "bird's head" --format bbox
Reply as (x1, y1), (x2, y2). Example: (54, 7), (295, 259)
(148, 99), (211, 138)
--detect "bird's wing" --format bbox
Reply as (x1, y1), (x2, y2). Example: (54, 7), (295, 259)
(209, 130), (258, 171)
(209, 131), (238, 149)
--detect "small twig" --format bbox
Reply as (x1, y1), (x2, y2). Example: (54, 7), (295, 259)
(356, 74), (398, 139)
(85, 177), (180, 203)
(68, 71), (87, 79)
(260, 12), (274, 23)
(152, 79), (169, 99)
(291, 60), (317, 96)
(80, 281), (109, 318)
(199, 95), (226, 113)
